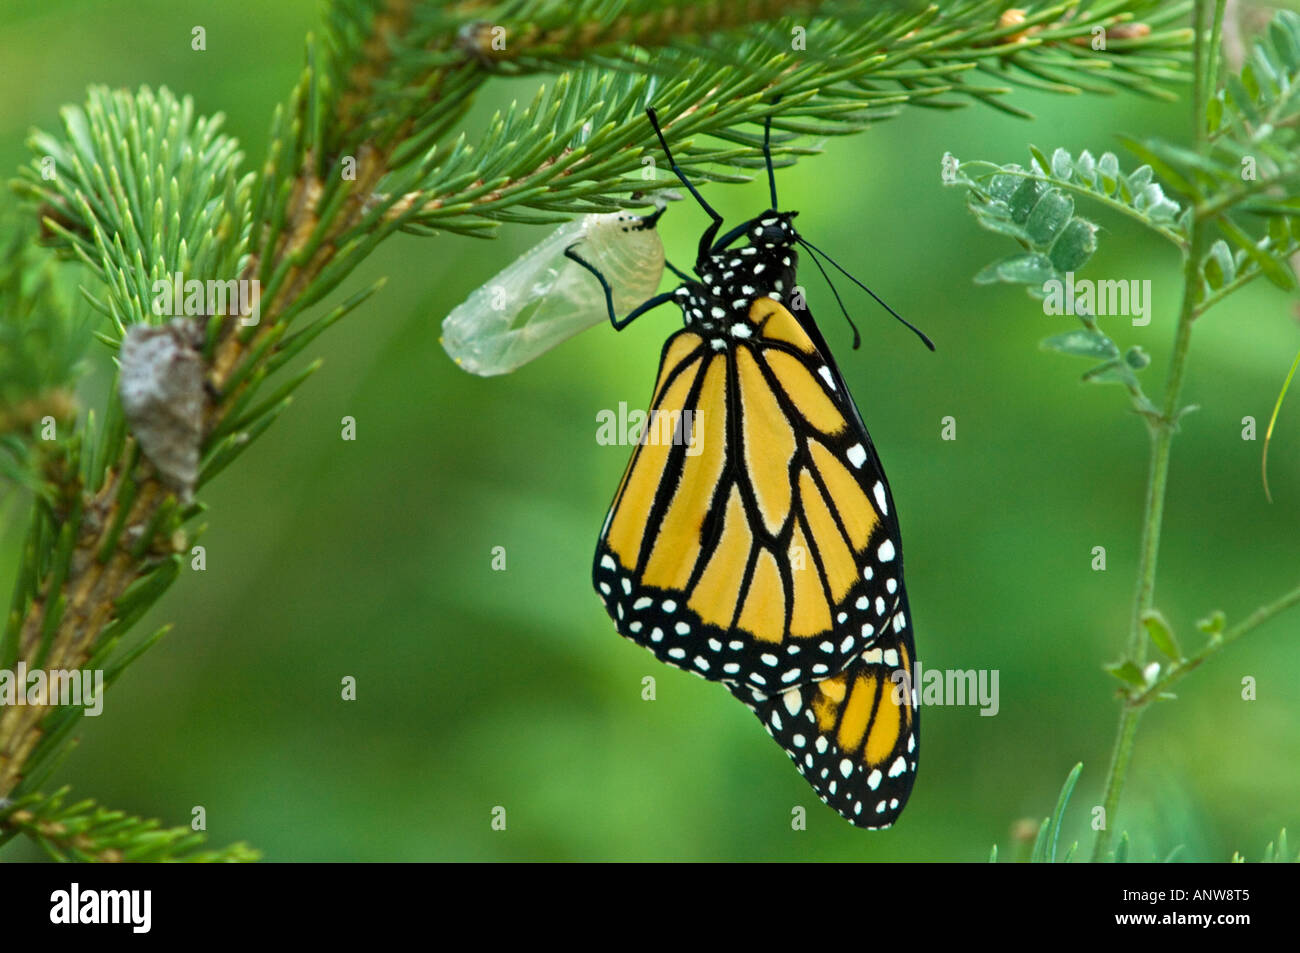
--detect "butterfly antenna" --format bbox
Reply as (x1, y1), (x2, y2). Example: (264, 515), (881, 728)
(800, 241), (861, 350)
(797, 236), (935, 351)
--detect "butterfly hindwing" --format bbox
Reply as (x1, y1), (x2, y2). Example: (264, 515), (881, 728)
(728, 593), (920, 828)
(594, 297), (906, 694)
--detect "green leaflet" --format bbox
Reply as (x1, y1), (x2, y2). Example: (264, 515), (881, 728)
(945, 148), (1158, 412)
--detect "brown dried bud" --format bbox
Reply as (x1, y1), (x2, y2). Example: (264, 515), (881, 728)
(118, 319), (206, 501)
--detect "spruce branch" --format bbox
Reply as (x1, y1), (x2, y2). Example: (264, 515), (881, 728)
(0, 222), (87, 498)
(387, 0), (1192, 232)
(455, 0), (1189, 100)
(1237, 828), (1300, 863)
(0, 0), (1194, 860)
(0, 787), (258, 862)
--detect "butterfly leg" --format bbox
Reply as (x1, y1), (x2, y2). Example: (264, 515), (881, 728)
(637, 203), (668, 230)
(645, 107), (725, 265)
(709, 216), (765, 256)
(564, 244), (676, 331)
(701, 110), (780, 252)
(763, 107), (779, 211)
(700, 109), (781, 252)
(665, 259), (691, 282)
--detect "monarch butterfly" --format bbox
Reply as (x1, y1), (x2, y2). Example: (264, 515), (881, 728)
(441, 208), (667, 376)
(574, 108), (931, 828)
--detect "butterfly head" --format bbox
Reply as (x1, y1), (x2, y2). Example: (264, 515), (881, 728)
(748, 211), (800, 249)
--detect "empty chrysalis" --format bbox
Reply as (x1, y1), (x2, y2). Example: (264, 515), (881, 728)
(440, 206), (667, 376)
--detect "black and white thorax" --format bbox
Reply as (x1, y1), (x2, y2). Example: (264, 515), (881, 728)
(674, 214), (801, 340)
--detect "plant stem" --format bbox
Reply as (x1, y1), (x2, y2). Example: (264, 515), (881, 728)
(1090, 0), (1270, 860)
(1092, 274), (1198, 862)
(1092, 0), (1215, 864)
(1093, 706), (1144, 861)
(1133, 580), (1300, 704)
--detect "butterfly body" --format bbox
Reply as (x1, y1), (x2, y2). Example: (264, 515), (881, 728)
(583, 109), (924, 828)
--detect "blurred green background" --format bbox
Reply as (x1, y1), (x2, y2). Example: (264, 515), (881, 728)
(1, 1), (1297, 862)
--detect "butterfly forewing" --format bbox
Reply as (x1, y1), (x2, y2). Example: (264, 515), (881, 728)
(594, 296), (906, 694)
